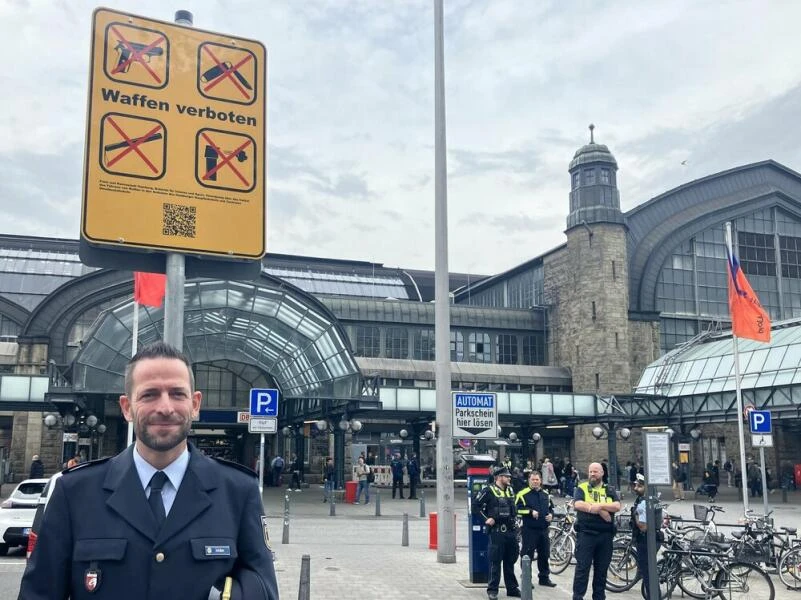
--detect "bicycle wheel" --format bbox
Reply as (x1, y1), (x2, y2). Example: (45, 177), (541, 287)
(641, 556), (677, 600)
(549, 529), (575, 575)
(675, 554), (709, 600)
(713, 561), (774, 600)
(607, 542), (640, 592)
(778, 546), (801, 591)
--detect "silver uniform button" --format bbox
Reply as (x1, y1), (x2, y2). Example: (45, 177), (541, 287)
(155, 552), (165, 563)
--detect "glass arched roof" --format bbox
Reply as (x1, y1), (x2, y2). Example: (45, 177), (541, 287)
(635, 319), (801, 397)
(72, 279), (361, 399)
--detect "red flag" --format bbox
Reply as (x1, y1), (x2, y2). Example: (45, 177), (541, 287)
(725, 244), (770, 342)
(134, 272), (166, 308)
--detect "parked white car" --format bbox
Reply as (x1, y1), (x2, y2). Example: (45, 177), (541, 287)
(1, 479), (49, 509)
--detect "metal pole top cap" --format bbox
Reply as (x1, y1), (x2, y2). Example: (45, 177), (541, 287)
(175, 10), (193, 25)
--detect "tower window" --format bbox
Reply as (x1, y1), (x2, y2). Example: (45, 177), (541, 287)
(595, 373), (600, 389)
(615, 332), (619, 349)
(592, 301), (597, 320)
(584, 169), (595, 185)
(612, 260), (617, 280)
(572, 172), (580, 189)
(601, 168), (610, 184)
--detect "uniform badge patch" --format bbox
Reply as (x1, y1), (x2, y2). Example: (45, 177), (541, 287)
(261, 515), (272, 549)
(85, 568), (101, 593)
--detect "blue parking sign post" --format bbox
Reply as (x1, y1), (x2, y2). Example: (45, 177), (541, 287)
(748, 410), (772, 516)
(249, 388), (279, 499)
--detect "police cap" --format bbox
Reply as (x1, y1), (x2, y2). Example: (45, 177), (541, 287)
(493, 465), (512, 478)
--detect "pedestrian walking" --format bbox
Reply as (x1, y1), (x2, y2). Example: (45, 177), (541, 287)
(473, 465), (521, 599)
(571, 462), (622, 600)
(323, 457), (335, 502)
(29, 455), (44, 479)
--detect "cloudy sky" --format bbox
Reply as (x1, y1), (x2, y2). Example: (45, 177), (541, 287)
(3, 0), (801, 275)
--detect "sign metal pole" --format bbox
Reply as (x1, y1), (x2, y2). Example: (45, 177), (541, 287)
(433, 0), (455, 564)
(259, 432), (266, 498)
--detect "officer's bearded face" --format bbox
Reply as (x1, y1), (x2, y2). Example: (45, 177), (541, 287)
(587, 463), (603, 486)
(121, 357), (201, 454)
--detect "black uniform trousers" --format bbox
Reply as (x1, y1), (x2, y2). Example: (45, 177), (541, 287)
(392, 477), (405, 498)
(488, 529), (520, 594)
(634, 539), (650, 600)
(572, 530), (613, 600)
(408, 475), (418, 499)
(521, 527), (551, 581)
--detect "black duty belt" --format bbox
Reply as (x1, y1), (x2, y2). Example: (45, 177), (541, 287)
(494, 523), (515, 533)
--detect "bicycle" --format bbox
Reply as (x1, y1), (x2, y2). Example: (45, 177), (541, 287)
(778, 541), (801, 591)
(548, 500), (576, 574)
(645, 534), (774, 600)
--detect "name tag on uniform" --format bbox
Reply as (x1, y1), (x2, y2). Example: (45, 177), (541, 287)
(205, 545), (232, 556)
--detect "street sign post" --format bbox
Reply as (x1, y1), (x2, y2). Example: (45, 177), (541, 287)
(249, 388), (279, 497)
(452, 392), (497, 439)
(747, 409), (772, 516)
(82, 8), (266, 259)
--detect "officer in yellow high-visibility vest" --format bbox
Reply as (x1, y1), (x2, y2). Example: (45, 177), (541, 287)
(571, 462), (621, 600)
(473, 465), (521, 599)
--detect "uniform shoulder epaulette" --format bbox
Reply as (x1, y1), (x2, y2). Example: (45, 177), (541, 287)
(212, 456), (257, 478)
(61, 456), (112, 475)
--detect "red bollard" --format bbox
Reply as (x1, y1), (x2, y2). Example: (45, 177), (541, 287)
(429, 512), (458, 549)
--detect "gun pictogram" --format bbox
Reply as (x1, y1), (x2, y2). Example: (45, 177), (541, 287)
(114, 42), (164, 74)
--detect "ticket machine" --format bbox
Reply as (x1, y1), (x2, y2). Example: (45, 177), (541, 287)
(465, 454), (497, 584)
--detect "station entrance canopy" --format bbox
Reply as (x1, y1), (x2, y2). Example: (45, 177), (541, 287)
(71, 279), (361, 399)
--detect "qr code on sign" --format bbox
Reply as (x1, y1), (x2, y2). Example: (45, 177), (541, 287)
(162, 203), (196, 238)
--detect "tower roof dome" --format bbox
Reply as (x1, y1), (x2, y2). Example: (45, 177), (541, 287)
(569, 124), (618, 171)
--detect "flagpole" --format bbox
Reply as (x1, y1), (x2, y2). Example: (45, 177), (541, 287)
(128, 301), (139, 447)
(726, 222), (749, 515)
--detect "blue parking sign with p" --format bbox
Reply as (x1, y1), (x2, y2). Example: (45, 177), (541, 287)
(748, 410), (771, 434)
(250, 388), (279, 417)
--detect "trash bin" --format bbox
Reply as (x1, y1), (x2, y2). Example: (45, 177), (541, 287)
(345, 480), (358, 503)
(795, 464), (801, 488)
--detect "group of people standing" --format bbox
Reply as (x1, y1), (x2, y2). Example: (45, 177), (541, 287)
(350, 451), (421, 504)
(474, 462), (658, 600)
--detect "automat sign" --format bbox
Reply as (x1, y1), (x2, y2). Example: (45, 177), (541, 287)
(452, 392), (498, 439)
(81, 8), (266, 259)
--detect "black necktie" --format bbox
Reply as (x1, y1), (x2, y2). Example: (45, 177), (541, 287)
(148, 471), (168, 527)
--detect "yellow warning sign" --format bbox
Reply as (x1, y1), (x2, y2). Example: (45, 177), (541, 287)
(100, 113), (166, 179)
(82, 8), (266, 260)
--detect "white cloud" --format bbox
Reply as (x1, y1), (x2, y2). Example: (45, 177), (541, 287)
(2, 0), (801, 274)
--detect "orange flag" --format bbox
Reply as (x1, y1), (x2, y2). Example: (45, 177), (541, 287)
(725, 244), (770, 342)
(134, 272), (167, 308)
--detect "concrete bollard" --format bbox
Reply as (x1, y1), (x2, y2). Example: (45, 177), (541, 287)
(419, 490), (426, 518)
(521, 555), (533, 600)
(282, 493), (290, 544)
(329, 492), (336, 516)
(782, 487), (788, 503)
(297, 554), (311, 600)
(402, 512), (409, 546)
(374, 488), (381, 517)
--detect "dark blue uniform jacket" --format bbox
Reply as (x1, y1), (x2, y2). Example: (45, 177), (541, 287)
(19, 444), (279, 600)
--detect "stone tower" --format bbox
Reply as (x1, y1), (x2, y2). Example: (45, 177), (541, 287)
(551, 125), (631, 394)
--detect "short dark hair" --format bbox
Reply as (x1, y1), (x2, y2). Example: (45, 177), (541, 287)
(124, 341), (194, 397)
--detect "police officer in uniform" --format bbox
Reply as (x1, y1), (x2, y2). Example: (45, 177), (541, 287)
(516, 471), (557, 587)
(632, 473), (662, 599)
(473, 465), (521, 599)
(572, 462), (621, 600)
(19, 342), (279, 600)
